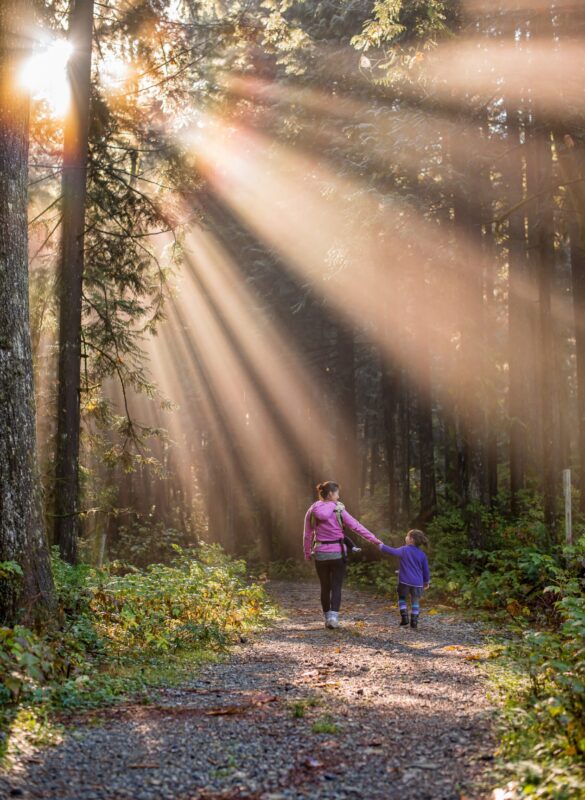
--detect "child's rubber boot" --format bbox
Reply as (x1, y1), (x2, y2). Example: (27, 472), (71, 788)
(400, 612), (409, 627)
(410, 614), (419, 629)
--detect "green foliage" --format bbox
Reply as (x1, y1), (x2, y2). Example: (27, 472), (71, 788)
(0, 626), (57, 706)
(109, 519), (196, 567)
(90, 544), (268, 655)
(1, 545), (271, 762)
(0, 562), (23, 580)
(267, 558), (313, 581)
(347, 555), (398, 594)
(374, 504), (579, 624)
(352, 0), (450, 51)
(289, 695), (320, 718)
(492, 588), (585, 798)
(312, 714), (339, 734)
(347, 505), (585, 796)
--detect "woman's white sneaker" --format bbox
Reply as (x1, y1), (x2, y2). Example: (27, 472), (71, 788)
(328, 611), (340, 628)
(324, 612), (332, 628)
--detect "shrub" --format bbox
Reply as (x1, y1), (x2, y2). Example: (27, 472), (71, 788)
(1, 544), (271, 760)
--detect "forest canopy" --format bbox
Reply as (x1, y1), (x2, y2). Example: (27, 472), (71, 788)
(0, 0), (583, 605)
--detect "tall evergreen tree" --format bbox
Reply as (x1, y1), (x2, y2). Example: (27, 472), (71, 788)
(0, 0), (56, 624)
(54, 0), (95, 564)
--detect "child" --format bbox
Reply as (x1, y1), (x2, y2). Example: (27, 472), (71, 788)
(379, 529), (430, 629)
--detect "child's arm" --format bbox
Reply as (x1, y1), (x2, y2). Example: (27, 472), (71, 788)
(379, 544), (404, 557)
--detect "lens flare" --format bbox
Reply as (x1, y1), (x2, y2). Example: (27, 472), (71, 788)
(20, 37), (72, 116)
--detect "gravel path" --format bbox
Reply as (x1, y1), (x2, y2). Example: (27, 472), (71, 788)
(0, 580), (495, 800)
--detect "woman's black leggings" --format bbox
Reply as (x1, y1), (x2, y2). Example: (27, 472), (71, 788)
(315, 558), (346, 612)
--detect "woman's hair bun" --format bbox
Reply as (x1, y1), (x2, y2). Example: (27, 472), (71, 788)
(316, 480), (340, 499)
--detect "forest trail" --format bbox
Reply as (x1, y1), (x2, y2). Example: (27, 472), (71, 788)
(1, 581), (496, 800)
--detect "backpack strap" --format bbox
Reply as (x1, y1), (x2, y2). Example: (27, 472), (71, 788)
(310, 508), (346, 560)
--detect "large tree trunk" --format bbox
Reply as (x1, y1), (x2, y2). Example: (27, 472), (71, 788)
(54, 0), (94, 563)
(0, 0), (56, 624)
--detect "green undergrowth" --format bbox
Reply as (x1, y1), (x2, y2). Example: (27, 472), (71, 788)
(486, 593), (585, 800)
(343, 503), (585, 799)
(0, 543), (274, 765)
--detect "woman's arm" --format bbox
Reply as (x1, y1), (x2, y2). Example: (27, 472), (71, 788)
(303, 508), (314, 560)
(341, 510), (382, 546)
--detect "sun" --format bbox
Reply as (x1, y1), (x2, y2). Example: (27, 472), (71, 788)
(19, 38), (73, 116)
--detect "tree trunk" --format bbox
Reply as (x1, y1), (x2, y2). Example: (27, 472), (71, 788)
(399, 372), (411, 522)
(506, 108), (529, 514)
(414, 269), (436, 525)
(381, 357), (400, 529)
(0, 0), (56, 624)
(452, 145), (488, 548)
(335, 323), (359, 515)
(53, 0), (94, 563)
(481, 161), (498, 507)
(528, 123), (557, 540)
(558, 137), (585, 511)
(360, 413), (370, 500)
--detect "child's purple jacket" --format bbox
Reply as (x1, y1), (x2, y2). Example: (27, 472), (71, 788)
(303, 501), (381, 559)
(380, 544), (430, 587)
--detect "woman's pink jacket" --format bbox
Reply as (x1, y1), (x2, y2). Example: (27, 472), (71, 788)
(303, 500), (381, 560)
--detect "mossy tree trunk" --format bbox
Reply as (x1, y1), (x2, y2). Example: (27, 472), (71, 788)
(0, 0), (56, 625)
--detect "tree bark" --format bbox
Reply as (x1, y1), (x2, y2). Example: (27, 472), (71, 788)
(558, 137), (585, 511)
(0, 0), (56, 624)
(381, 356), (400, 529)
(54, 0), (94, 563)
(527, 123), (557, 540)
(452, 141), (488, 547)
(506, 108), (529, 514)
(335, 323), (359, 515)
(414, 268), (436, 525)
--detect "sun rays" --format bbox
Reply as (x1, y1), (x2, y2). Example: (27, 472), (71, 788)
(21, 0), (585, 543)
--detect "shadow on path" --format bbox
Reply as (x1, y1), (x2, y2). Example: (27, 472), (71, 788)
(0, 580), (495, 800)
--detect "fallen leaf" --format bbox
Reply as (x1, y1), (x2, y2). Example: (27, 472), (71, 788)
(205, 693), (278, 715)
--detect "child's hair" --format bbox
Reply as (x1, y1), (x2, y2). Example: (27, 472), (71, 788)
(406, 529), (429, 547)
(316, 480), (340, 499)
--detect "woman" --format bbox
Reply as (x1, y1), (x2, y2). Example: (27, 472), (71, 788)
(303, 480), (382, 628)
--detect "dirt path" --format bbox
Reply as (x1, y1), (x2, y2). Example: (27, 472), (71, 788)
(0, 581), (495, 800)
